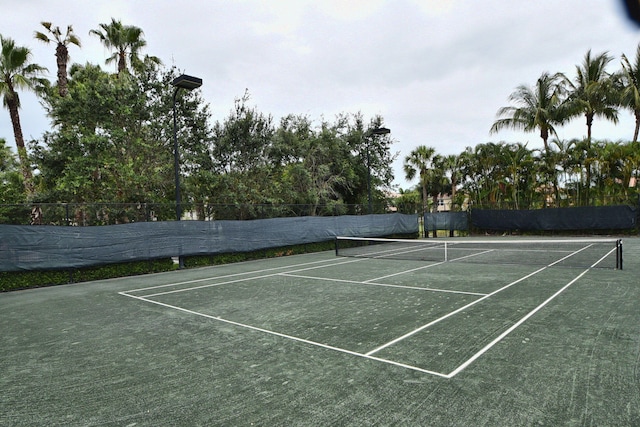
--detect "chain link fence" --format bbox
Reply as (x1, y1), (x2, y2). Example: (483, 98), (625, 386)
(0, 202), (423, 226)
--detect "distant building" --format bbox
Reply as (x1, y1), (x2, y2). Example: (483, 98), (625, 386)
(435, 194), (452, 212)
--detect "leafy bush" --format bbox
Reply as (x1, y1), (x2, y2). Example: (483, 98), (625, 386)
(0, 241), (337, 292)
(0, 259), (177, 292)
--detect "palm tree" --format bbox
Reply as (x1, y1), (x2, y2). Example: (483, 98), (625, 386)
(438, 153), (462, 236)
(569, 138), (600, 206)
(442, 154), (461, 210)
(536, 146), (562, 207)
(567, 50), (620, 144)
(551, 138), (578, 206)
(592, 141), (640, 204)
(90, 18), (160, 75)
(563, 50), (620, 205)
(502, 143), (533, 210)
(459, 146), (486, 208)
(428, 154), (452, 209)
(403, 145), (436, 214)
(473, 142), (504, 207)
(490, 72), (570, 154)
(0, 35), (47, 195)
(34, 22), (81, 97)
(621, 43), (640, 142)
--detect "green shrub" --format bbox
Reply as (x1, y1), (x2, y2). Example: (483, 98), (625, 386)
(0, 259), (177, 292)
(0, 241), (336, 292)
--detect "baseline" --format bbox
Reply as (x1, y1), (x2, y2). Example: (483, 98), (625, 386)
(118, 291), (450, 378)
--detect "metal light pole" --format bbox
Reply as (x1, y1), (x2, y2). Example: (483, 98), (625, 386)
(366, 127), (391, 214)
(171, 74), (202, 222)
(171, 74), (202, 269)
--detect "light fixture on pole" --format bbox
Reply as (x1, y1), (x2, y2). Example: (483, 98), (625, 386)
(171, 74), (202, 268)
(366, 127), (391, 214)
(171, 74), (202, 222)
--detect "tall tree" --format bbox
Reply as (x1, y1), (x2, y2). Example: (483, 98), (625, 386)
(564, 50), (620, 205)
(442, 154), (461, 210)
(491, 72), (572, 207)
(343, 113), (396, 212)
(0, 138), (26, 221)
(490, 72), (569, 154)
(89, 18), (160, 75)
(403, 145), (436, 213)
(501, 143), (534, 210)
(567, 50), (619, 143)
(210, 90), (274, 174)
(32, 64), (209, 224)
(427, 154), (452, 209)
(34, 22), (81, 97)
(459, 143), (507, 208)
(0, 35), (47, 195)
(550, 138), (579, 206)
(621, 43), (640, 142)
(362, 115), (397, 201)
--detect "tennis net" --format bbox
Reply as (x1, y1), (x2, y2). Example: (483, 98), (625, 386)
(335, 237), (623, 269)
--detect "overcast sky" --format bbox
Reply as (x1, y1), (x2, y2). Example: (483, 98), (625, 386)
(1, 0), (639, 189)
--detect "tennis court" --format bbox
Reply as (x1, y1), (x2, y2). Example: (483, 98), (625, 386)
(2, 237), (639, 425)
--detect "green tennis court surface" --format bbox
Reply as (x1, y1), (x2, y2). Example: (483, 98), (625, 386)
(2, 237), (639, 426)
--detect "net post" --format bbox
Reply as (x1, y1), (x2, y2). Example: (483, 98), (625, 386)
(616, 239), (623, 270)
(334, 237), (339, 257)
(444, 241), (448, 262)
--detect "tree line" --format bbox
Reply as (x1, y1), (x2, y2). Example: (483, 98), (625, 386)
(0, 20), (395, 223)
(401, 139), (639, 213)
(401, 48), (640, 212)
(1, 20), (639, 224)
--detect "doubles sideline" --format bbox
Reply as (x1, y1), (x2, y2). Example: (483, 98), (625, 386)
(119, 244), (616, 377)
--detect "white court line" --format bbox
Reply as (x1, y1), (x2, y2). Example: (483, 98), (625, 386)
(118, 291), (450, 378)
(445, 245), (616, 377)
(364, 265), (549, 356)
(446, 268), (591, 378)
(122, 256), (346, 294)
(132, 240), (458, 298)
(364, 244), (595, 358)
(135, 257), (369, 298)
(450, 248), (583, 254)
(590, 244), (620, 269)
(347, 243), (444, 260)
(448, 248), (616, 378)
(279, 273), (488, 297)
(120, 242), (607, 378)
(139, 273), (284, 298)
(364, 248), (494, 283)
(362, 261), (445, 282)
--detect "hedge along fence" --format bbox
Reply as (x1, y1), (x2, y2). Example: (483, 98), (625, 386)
(0, 241), (340, 292)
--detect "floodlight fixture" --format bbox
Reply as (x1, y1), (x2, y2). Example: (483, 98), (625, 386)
(370, 127), (391, 136)
(171, 74), (203, 90)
